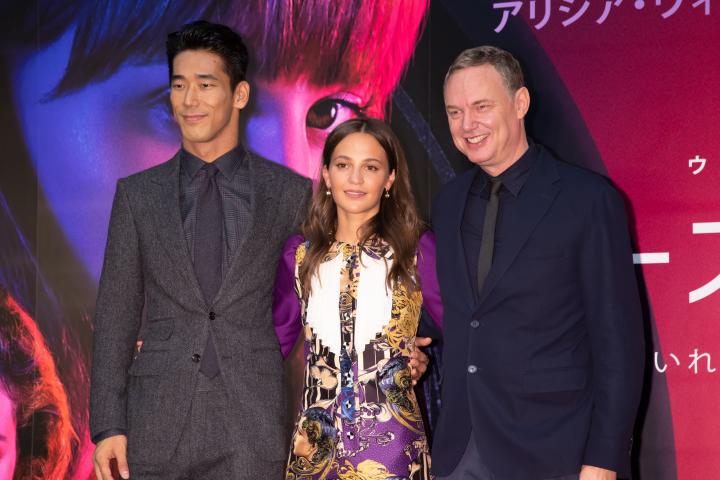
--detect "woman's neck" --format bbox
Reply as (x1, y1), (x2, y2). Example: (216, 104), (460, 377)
(334, 209), (377, 244)
(334, 223), (362, 244)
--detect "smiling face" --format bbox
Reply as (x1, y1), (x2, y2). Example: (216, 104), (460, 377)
(444, 64), (530, 176)
(0, 387), (17, 478)
(322, 132), (395, 227)
(170, 49), (249, 159)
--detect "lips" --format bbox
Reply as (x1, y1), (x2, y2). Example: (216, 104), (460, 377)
(343, 190), (367, 198)
(181, 113), (207, 124)
(466, 133), (489, 144)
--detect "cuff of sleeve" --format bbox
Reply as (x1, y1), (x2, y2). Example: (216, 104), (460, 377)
(583, 433), (632, 477)
(93, 428), (127, 445)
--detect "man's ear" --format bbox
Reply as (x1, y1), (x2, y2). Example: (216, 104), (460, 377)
(234, 80), (250, 110)
(514, 86), (530, 120)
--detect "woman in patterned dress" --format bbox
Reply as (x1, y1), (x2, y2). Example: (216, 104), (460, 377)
(274, 118), (443, 479)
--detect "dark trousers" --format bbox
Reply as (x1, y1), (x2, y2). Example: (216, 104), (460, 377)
(128, 374), (237, 480)
(435, 434), (580, 480)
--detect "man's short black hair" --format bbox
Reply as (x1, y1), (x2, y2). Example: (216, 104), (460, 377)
(166, 20), (249, 90)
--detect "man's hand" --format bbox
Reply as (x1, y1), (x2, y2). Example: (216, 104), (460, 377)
(579, 465), (617, 480)
(94, 434), (129, 480)
(410, 337), (433, 385)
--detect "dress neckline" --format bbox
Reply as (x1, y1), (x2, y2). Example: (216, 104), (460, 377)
(328, 237), (392, 261)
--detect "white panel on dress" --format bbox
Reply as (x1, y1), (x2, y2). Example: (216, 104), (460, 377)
(355, 256), (393, 352)
(305, 254), (343, 355)
(305, 252), (393, 356)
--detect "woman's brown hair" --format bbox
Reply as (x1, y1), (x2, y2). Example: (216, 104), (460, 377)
(299, 118), (422, 295)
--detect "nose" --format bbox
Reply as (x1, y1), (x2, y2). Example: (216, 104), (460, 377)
(183, 84), (199, 107)
(461, 111), (476, 131)
(348, 165), (363, 184)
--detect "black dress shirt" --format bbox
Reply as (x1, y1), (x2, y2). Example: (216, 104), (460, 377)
(180, 145), (251, 275)
(462, 143), (538, 298)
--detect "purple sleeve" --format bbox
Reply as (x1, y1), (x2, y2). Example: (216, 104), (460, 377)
(418, 230), (443, 331)
(273, 234), (304, 359)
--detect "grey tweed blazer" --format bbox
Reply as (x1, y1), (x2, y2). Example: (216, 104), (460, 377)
(90, 150), (311, 477)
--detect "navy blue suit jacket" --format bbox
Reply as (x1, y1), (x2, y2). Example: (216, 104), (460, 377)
(431, 146), (644, 479)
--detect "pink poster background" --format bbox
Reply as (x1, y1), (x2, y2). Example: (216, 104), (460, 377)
(521, 4), (719, 478)
(0, 1), (718, 478)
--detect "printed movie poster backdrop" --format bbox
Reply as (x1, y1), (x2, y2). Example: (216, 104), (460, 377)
(0, 1), (717, 478)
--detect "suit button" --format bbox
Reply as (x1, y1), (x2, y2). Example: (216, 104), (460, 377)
(208, 311), (216, 321)
(191, 353), (201, 363)
(467, 365), (478, 374)
(470, 320), (480, 328)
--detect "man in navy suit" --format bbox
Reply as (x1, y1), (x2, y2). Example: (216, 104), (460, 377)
(431, 46), (644, 480)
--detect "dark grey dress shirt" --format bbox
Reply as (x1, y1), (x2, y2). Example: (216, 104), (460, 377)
(180, 145), (251, 275)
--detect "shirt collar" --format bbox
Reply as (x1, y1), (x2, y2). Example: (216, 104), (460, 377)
(476, 142), (538, 198)
(180, 144), (246, 181)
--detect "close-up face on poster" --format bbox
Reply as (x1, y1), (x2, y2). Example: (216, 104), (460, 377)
(0, 1), (717, 479)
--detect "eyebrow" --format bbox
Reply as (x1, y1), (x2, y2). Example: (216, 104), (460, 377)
(171, 73), (220, 81)
(333, 155), (383, 163)
(446, 99), (492, 109)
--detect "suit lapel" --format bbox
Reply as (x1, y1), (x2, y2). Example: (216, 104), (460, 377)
(477, 150), (560, 306)
(448, 167), (481, 311)
(148, 153), (206, 308)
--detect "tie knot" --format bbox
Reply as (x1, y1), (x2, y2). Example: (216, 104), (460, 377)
(201, 163), (219, 176)
(489, 178), (502, 196)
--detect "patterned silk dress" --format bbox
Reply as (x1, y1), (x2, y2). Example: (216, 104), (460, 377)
(277, 233), (442, 480)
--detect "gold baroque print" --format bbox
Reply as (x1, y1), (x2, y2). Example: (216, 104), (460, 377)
(336, 459), (398, 480)
(383, 282), (423, 354)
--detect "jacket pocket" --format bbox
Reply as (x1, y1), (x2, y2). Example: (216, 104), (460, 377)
(517, 245), (566, 261)
(128, 350), (167, 376)
(522, 367), (587, 393)
(144, 317), (174, 340)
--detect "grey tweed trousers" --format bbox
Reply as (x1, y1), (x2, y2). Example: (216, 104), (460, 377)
(128, 374), (237, 479)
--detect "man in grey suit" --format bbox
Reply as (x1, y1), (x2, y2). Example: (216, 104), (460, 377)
(90, 21), (311, 479)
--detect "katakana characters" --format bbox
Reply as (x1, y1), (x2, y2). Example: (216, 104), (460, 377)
(689, 222), (720, 303)
(689, 155), (707, 175)
(559, 0), (591, 26)
(493, 1), (523, 32)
